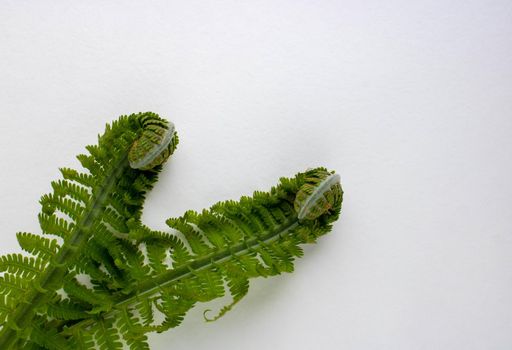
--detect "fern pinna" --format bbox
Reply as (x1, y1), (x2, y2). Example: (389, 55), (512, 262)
(0, 113), (343, 349)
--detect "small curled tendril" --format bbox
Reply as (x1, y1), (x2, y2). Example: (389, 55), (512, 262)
(203, 309), (215, 322)
(294, 169), (343, 221)
(129, 114), (178, 170)
(203, 298), (242, 323)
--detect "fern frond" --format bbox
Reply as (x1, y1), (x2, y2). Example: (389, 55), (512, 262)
(0, 112), (179, 349)
(0, 113), (343, 350)
(58, 167), (343, 347)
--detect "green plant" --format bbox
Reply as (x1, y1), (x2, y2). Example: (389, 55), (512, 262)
(0, 112), (343, 349)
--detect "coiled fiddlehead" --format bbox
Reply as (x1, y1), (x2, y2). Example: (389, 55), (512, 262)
(294, 169), (343, 221)
(128, 116), (178, 170)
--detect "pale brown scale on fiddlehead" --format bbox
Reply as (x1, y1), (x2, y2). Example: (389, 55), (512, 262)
(294, 168), (343, 221)
(128, 115), (178, 170)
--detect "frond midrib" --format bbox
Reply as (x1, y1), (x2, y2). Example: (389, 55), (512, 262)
(61, 217), (299, 335)
(0, 156), (131, 349)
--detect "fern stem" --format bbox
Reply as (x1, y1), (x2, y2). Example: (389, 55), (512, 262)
(0, 157), (131, 349)
(61, 219), (300, 336)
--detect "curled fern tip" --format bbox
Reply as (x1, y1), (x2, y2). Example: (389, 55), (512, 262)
(129, 114), (178, 170)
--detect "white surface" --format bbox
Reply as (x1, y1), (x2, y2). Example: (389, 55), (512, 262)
(1, 1), (512, 349)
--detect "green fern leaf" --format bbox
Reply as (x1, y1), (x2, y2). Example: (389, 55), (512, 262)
(16, 233), (59, 262)
(0, 112), (178, 349)
(94, 318), (123, 350)
(0, 254), (45, 279)
(0, 113), (343, 350)
(24, 324), (70, 350)
(117, 308), (150, 350)
(46, 300), (91, 321)
(0, 274), (29, 297)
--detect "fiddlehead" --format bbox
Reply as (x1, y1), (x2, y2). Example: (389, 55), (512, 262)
(128, 117), (177, 170)
(294, 169), (343, 221)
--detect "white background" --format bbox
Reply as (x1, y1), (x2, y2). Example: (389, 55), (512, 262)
(1, 1), (511, 349)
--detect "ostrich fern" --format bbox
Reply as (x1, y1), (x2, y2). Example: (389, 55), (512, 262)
(0, 112), (343, 349)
